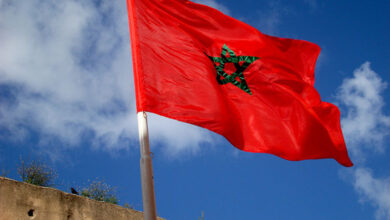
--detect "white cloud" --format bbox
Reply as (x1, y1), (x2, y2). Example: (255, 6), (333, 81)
(0, 0), (213, 156)
(353, 168), (390, 220)
(255, 2), (282, 35)
(337, 62), (390, 219)
(192, 0), (230, 15)
(337, 62), (390, 160)
(303, 0), (318, 10)
(254, 1), (290, 36)
(148, 114), (214, 157)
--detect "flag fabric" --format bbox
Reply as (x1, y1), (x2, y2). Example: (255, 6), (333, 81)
(127, 0), (353, 167)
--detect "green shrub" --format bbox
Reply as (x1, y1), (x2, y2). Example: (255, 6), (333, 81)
(17, 160), (57, 187)
(199, 211), (204, 220)
(1, 168), (9, 177)
(123, 203), (134, 209)
(80, 179), (118, 204)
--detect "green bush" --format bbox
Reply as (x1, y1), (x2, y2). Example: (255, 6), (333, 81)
(80, 179), (118, 204)
(199, 211), (204, 220)
(1, 168), (9, 177)
(123, 203), (134, 209)
(17, 160), (57, 187)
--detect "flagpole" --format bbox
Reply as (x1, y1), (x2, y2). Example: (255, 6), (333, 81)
(137, 111), (157, 220)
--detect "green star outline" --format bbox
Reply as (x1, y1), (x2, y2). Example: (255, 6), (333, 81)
(206, 44), (259, 95)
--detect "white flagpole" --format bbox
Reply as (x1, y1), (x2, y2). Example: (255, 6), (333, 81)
(137, 111), (157, 220)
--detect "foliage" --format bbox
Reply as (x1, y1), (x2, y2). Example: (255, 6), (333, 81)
(17, 160), (57, 187)
(80, 179), (118, 204)
(123, 203), (134, 209)
(1, 168), (9, 177)
(198, 211), (204, 220)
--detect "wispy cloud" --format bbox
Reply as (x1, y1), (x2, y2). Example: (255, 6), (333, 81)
(255, 1), (283, 35)
(0, 0), (214, 157)
(192, 0), (230, 15)
(303, 0), (318, 10)
(0, 0), (136, 151)
(337, 62), (390, 219)
(337, 62), (390, 160)
(254, 1), (293, 36)
(353, 168), (390, 220)
(148, 114), (214, 157)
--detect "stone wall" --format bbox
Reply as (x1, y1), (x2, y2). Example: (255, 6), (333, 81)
(0, 177), (164, 220)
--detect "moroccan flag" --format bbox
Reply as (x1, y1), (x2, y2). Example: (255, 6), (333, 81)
(127, 0), (353, 167)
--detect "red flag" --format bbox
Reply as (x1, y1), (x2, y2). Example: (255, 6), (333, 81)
(127, 0), (353, 167)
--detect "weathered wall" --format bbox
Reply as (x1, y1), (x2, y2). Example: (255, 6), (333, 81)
(0, 177), (164, 220)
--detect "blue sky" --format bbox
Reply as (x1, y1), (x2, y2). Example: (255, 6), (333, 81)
(0, 0), (389, 219)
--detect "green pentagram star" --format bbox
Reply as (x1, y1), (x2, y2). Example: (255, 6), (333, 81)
(206, 44), (259, 95)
